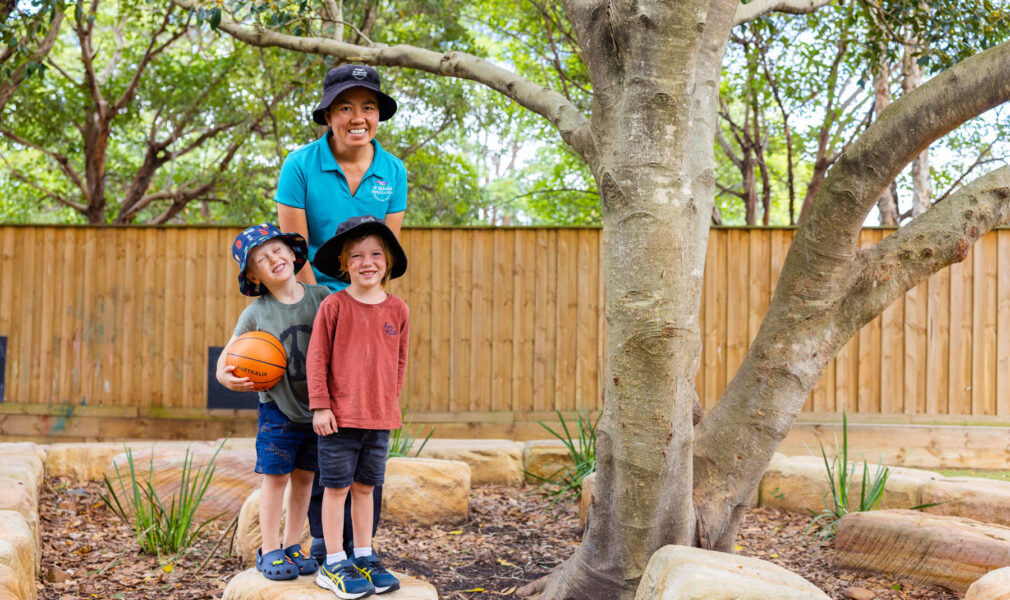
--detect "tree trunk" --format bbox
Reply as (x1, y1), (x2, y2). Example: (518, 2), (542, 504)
(529, 1), (733, 597)
(873, 60), (898, 225)
(903, 43), (930, 218)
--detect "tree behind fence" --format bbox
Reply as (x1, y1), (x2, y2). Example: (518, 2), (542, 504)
(0, 226), (1007, 433)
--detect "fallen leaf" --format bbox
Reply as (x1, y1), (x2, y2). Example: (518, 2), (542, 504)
(496, 558), (514, 566)
(447, 530), (464, 535)
(463, 588), (486, 593)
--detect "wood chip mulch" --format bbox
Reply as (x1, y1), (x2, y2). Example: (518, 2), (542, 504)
(37, 477), (960, 600)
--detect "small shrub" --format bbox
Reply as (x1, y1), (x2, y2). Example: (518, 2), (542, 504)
(807, 413), (889, 541)
(529, 407), (600, 504)
(388, 405), (435, 458)
(99, 441), (226, 560)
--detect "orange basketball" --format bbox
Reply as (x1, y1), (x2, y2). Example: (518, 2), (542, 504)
(226, 331), (287, 391)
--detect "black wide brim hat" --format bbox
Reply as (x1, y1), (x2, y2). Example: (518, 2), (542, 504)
(314, 215), (408, 283)
(312, 64), (398, 125)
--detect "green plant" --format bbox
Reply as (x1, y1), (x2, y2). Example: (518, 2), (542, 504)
(807, 413), (889, 541)
(99, 441), (226, 560)
(387, 405), (435, 458)
(529, 407), (600, 503)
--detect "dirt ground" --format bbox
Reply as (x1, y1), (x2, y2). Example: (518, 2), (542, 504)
(37, 477), (959, 600)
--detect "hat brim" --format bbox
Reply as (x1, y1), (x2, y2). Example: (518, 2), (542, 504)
(314, 222), (407, 283)
(239, 232), (310, 296)
(312, 82), (397, 125)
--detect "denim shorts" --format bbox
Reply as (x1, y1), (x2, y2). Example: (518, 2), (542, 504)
(317, 428), (389, 488)
(255, 401), (318, 475)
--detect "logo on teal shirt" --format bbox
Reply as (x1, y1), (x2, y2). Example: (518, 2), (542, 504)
(372, 179), (393, 201)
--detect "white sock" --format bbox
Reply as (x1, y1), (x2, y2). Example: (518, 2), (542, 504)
(326, 551), (348, 564)
(353, 547), (372, 558)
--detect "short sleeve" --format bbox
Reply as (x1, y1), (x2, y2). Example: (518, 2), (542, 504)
(387, 159), (407, 214)
(232, 304), (258, 338)
(275, 153), (307, 209)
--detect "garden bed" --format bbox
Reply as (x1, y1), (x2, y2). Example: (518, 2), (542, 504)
(37, 476), (959, 600)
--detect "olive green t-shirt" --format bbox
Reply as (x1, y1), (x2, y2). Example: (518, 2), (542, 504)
(233, 283), (330, 423)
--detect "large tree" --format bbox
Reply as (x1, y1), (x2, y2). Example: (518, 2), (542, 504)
(180, 0), (1010, 597)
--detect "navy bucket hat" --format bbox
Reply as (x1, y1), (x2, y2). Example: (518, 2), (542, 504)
(314, 215), (407, 283)
(231, 223), (309, 296)
(312, 64), (398, 125)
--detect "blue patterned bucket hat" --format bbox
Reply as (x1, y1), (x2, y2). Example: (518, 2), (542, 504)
(231, 223), (309, 296)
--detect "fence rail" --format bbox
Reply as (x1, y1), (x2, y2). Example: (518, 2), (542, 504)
(1, 226), (1008, 440)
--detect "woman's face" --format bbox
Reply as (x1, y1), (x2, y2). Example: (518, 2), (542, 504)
(325, 87), (380, 154)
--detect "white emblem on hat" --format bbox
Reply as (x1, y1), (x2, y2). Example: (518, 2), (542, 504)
(352, 67), (367, 80)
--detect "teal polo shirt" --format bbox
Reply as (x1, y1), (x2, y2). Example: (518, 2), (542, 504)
(275, 134), (407, 291)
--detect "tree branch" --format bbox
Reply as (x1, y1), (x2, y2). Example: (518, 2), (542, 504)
(733, 0), (835, 26)
(171, 0), (592, 158)
(0, 10), (65, 112)
(0, 125), (87, 194)
(112, 5), (190, 112)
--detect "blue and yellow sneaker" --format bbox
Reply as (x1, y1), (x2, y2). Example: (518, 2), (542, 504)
(353, 553), (400, 594)
(316, 557), (376, 599)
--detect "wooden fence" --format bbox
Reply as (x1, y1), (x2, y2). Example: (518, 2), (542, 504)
(0, 226), (1008, 441)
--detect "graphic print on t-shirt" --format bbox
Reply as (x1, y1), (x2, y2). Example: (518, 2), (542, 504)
(279, 324), (312, 382)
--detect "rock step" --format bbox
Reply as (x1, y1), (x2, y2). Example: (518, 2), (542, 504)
(104, 447), (260, 522)
(382, 457), (470, 526)
(836, 509), (1010, 593)
(635, 545), (829, 599)
(223, 568), (437, 599)
(966, 567), (1010, 600)
(413, 439), (523, 486)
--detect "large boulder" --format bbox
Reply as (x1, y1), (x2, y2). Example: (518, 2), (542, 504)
(103, 445), (259, 521)
(759, 454), (941, 514)
(523, 440), (577, 484)
(45, 441), (202, 481)
(0, 511), (35, 599)
(580, 472), (596, 531)
(222, 567), (437, 599)
(413, 439), (523, 486)
(382, 458), (470, 526)
(0, 444), (43, 485)
(836, 509), (1010, 593)
(920, 477), (1010, 526)
(0, 564), (27, 600)
(235, 489), (312, 566)
(966, 567), (1010, 600)
(635, 545), (829, 599)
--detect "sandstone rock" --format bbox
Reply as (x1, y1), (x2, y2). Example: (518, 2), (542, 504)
(222, 567), (437, 599)
(843, 586), (875, 600)
(634, 545), (830, 599)
(414, 439), (523, 486)
(104, 446), (259, 521)
(44, 442), (148, 481)
(580, 472), (596, 531)
(215, 438), (257, 451)
(0, 476), (36, 520)
(0, 463), (41, 505)
(759, 454), (941, 515)
(920, 477), (1010, 527)
(0, 443), (43, 485)
(836, 509), (1010, 592)
(382, 458), (469, 526)
(523, 440), (577, 484)
(0, 564), (28, 600)
(966, 567), (1010, 600)
(0, 511), (35, 599)
(235, 489), (313, 566)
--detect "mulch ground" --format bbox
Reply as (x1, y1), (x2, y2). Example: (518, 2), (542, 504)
(37, 477), (959, 600)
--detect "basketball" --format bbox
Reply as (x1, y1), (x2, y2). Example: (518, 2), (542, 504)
(226, 331), (287, 391)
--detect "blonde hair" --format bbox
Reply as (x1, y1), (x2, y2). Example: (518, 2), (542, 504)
(339, 233), (396, 288)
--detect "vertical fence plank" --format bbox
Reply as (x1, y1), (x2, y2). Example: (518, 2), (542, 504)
(702, 230), (719, 410)
(512, 230), (534, 414)
(450, 230), (471, 414)
(726, 229), (748, 390)
(576, 229), (599, 409)
(998, 231), (1010, 417)
(949, 247), (973, 415)
(904, 280), (928, 415)
(468, 231), (493, 412)
(880, 234), (904, 415)
(0, 228), (14, 399)
(555, 230), (578, 411)
(490, 230), (513, 412)
(429, 230), (451, 413)
(15, 229), (36, 403)
(926, 268), (950, 414)
(407, 230), (432, 412)
(972, 235), (998, 416)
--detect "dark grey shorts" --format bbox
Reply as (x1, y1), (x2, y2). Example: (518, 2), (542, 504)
(317, 427), (389, 488)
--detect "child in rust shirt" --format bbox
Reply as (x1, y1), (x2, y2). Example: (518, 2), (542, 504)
(306, 215), (408, 599)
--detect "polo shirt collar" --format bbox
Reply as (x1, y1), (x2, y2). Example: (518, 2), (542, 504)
(317, 134), (392, 182)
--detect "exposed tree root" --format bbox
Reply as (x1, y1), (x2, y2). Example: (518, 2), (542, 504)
(518, 549), (634, 600)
